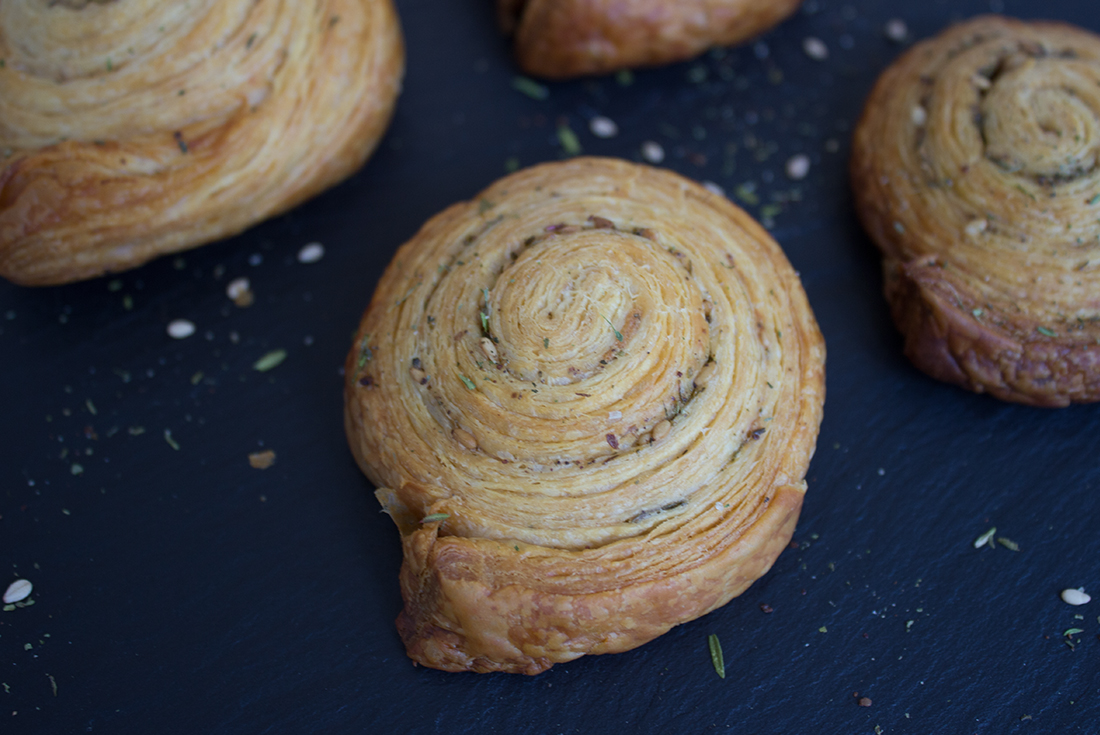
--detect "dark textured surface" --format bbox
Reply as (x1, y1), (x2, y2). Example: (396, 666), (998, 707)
(1, 1), (1098, 733)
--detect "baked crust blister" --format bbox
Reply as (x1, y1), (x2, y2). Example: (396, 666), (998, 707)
(344, 157), (825, 674)
(498, 0), (803, 79)
(851, 15), (1100, 406)
(0, 0), (404, 286)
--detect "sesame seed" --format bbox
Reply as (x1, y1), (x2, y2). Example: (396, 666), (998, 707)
(3, 579), (32, 604)
(884, 18), (908, 43)
(589, 116), (618, 139)
(785, 154), (811, 180)
(167, 319), (196, 339)
(965, 219), (988, 237)
(641, 140), (665, 164)
(226, 277), (251, 300)
(1061, 588), (1091, 606)
(803, 37), (829, 61)
(297, 242), (325, 263)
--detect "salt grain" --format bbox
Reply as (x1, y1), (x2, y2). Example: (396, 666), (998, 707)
(965, 219), (988, 237)
(641, 141), (665, 164)
(298, 242), (325, 264)
(885, 18), (908, 43)
(911, 106), (928, 126)
(703, 181), (726, 197)
(167, 319), (196, 339)
(226, 277), (251, 300)
(3, 579), (32, 604)
(1061, 588), (1091, 606)
(608, 410), (622, 421)
(589, 116), (618, 139)
(786, 154), (811, 180)
(803, 37), (829, 61)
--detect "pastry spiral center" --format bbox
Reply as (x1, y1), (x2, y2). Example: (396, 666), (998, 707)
(981, 57), (1100, 178)
(492, 230), (648, 385)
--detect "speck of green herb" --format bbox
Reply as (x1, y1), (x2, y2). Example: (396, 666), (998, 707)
(246, 32), (258, 48)
(174, 131), (188, 154)
(163, 429), (180, 451)
(420, 513), (450, 524)
(460, 374), (476, 390)
(996, 537), (1020, 551)
(818, 626), (828, 633)
(128, 426), (145, 436)
(2, 604), (14, 612)
(1089, 194), (1100, 205)
(122, 294), (134, 310)
(329, 15), (340, 27)
(760, 204), (783, 219)
(600, 314), (623, 342)
(544, 338), (549, 349)
(1064, 627), (1084, 637)
(0, 59), (5, 68)
(734, 183), (760, 206)
(557, 123), (582, 156)
(478, 199), (494, 214)
(687, 65), (708, 84)
(357, 335), (373, 367)
(504, 156), (520, 173)
(512, 76), (549, 100)
(85, 398), (97, 415)
(190, 371), (204, 385)
(708, 634), (725, 679)
(1014, 184), (1036, 201)
(480, 311), (490, 332)
(514, 544), (520, 552)
(615, 69), (634, 86)
(253, 349), (288, 372)
(972, 308), (984, 319)
(70, 464), (83, 476)
(178, 89), (186, 96)
(973, 526), (996, 548)
(1036, 326), (1057, 337)
(106, 58), (113, 71)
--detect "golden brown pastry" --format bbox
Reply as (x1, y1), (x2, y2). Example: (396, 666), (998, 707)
(344, 157), (825, 674)
(851, 15), (1100, 406)
(0, 0), (403, 286)
(499, 0), (803, 79)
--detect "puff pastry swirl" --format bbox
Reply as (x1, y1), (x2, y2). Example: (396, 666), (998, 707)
(498, 0), (803, 79)
(345, 157), (825, 674)
(851, 16), (1100, 405)
(0, 0), (403, 286)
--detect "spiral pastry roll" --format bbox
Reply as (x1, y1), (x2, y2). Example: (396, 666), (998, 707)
(851, 16), (1100, 406)
(498, 0), (803, 79)
(0, 0), (403, 286)
(344, 157), (825, 674)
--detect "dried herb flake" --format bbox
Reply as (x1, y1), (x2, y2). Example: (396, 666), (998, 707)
(708, 634), (725, 679)
(420, 513), (450, 524)
(557, 123), (582, 156)
(512, 76), (549, 100)
(253, 349), (288, 372)
(460, 375), (476, 390)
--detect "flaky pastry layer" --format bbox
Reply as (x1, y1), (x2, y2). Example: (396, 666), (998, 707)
(498, 0), (802, 79)
(345, 157), (825, 673)
(0, 0), (403, 285)
(852, 16), (1100, 405)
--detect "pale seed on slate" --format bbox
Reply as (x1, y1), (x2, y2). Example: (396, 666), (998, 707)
(3, 579), (32, 604)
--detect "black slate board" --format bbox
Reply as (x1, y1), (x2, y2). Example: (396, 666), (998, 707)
(2, 1), (1098, 733)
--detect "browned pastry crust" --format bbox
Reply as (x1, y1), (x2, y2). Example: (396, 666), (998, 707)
(0, 0), (403, 286)
(344, 157), (825, 673)
(851, 15), (1100, 406)
(498, 0), (803, 79)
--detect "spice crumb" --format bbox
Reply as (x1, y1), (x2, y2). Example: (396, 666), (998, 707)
(858, 697), (873, 708)
(248, 449), (277, 469)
